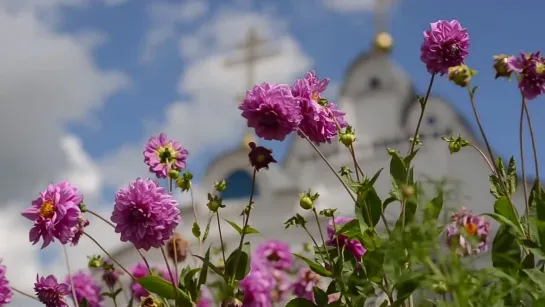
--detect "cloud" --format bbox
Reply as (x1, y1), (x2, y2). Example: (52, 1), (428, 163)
(140, 0), (211, 63)
(101, 7), (312, 188)
(323, 0), (376, 13)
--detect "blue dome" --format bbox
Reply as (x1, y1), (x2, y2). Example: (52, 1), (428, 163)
(221, 169), (260, 200)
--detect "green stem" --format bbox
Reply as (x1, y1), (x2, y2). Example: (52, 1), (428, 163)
(216, 212), (227, 266)
(230, 169), (257, 285)
(302, 226), (327, 265)
(160, 247), (179, 305)
(519, 99), (530, 236)
(63, 245), (80, 307)
(522, 98), (540, 181)
(83, 232), (137, 282)
(312, 208), (332, 265)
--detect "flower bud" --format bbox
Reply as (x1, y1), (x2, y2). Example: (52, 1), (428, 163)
(299, 190), (319, 210)
(449, 141), (461, 153)
(448, 64), (476, 87)
(221, 298), (243, 307)
(176, 171), (193, 192)
(87, 255), (103, 268)
(207, 193), (223, 212)
(214, 180), (227, 192)
(340, 133), (355, 147)
(168, 169), (179, 180)
(402, 185), (415, 198)
(432, 281), (448, 294)
(493, 54), (513, 79)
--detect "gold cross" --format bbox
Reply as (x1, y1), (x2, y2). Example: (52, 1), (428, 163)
(373, 0), (396, 53)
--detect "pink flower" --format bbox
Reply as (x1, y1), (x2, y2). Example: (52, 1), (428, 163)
(252, 240), (293, 271)
(111, 178), (180, 250)
(34, 274), (70, 307)
(508, 52), (545, 100)
(196, 288), (213, 307)
(327, 217), (366, 261)
(420, 20), (470, 75)
(22, 181), (84, 248)
(65, 271), (103, 307)
(240, 268), (275, 307)
(292, 268), (320, 302)
(239, 82), (303, 141)
(291, 71), (347, 143)
(144, 133), (189, 179)
(446, 208), (490, 256)
(0, 260), (12, 306)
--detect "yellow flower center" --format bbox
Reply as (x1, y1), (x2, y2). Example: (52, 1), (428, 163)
(465, 222), (477, 236)
(156, 145), (177, 164)
(39, 201), (55, 219)
(256, 154), (265, 163)
(536, 62), (545, 75)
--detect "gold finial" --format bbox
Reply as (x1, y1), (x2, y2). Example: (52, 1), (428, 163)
(243, 132), (256, 149)
(374, 32), (393, 53)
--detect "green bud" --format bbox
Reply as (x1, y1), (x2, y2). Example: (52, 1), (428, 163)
(87, 255), (103, 268)
(340, 133), (356, 147)
(449, 141), (461, 153)
(402, 185), (415, 198)
(432, 281), (448, 294)
(207, 193), (223, 212)
(339, 166), (352, 177)
(79, 203), (87, 213)
(168, 169), (179, 180)
(493, 54), (513, 79)
(320, 208), (336, 217)
(299, 196), (314, 210)
(176, 173), (192, 191)
(303, 242), (313, 252)
(448, 64), (476, 88)
(214, 180), (227, 192)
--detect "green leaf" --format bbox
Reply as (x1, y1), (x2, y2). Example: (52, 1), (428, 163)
(368, 168), (384, 186)
(336, 219), (361, 239)
(192, 222), (201, 240)
(492, 225), (521, 274)
(194, 254), (226, 280)
(424, 191), (444, 221)
(523, 269), (545, 292)
(393, 275), (422, 306)
(225, 250), (250, 281)
(125, 296), (134, 307)
(394, 200), (417, 231)
(198, 247), (211, 287)
(507, 156), (518, 196)
(312, 287), (328, 307)
(493, 196), (519, 230)
(389, 150), (407, 185)
(202, 214), (213, 243)
(136, 275), (189, 301)
(483, 213), (523, 238)
(293, 254), (333, 277)
(286, 298), (318, 307)
(530, 181), (545, 254)
(224, 219), (260, 235)
(356, 188), (382, 227)
(362, 249), (385, 283)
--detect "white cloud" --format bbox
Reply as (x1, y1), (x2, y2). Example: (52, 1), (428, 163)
(140, 0), (210, 63)
(101, 7), (312, 189)
(323, 0), (376, 13)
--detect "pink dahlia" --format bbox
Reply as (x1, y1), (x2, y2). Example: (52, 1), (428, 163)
(0, 260), (12, 306)
(130, 264), (175, 300)
(22, 181), (84, 249)
(196, 288), (213, 307)
(270, 269), (290, 303)
(508, 52), (545, 100)
(420, 20), (470, 75)
(111, 178), (180, 250)
(240, 268), (275, 307)
(65, 271), (102, 307)
(252, 240), (293, 271)
(34, 274), (70, 307)
(239, 82), (303, 141)
(144, 132), (188, 179)
(446, 208), (490, 256)
(292, 268), (320, 302)
(102, 261), (122, 288)
(327, 216), (366, 261)
(291, 71), (347, 143)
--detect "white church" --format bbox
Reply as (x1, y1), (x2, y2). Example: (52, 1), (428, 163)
(102, 14), (530, 307)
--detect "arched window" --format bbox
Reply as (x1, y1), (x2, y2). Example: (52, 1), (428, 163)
(221, 170), (260, 201)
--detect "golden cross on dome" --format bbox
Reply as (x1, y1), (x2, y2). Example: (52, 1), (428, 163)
(225, 28), (280, 149)
(373, 0), (396, 53)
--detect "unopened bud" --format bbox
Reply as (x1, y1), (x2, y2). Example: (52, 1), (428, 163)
(402, 186), (415, 198)
(432, 281), (448, 294)
(214, 180), (227, 192)
(340, 133), (356, 147)
(299, 190), (319, 211)
(176, 171), (193, 192)
(449, 141), (461, 153)
(87, 255), (103, 268)
(207, 193), (223, 212)
(448, 64), (476, 87)
(168, 169), (179, 180)
(493, 54), (513, 79)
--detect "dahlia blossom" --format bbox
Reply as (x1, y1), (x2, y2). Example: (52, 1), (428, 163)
(446, 208), (490, 256)
(34, 274), (70, 307)
(292, 268), (320, 302)
(196, 288), (213, 307)
(0, 260), (12, 306)
(130, 264), (175, 300)
(22, 181), (85, 248)
(270, 269), (290, 303)
(65, 271), (102, 307)
(239, 82), (302, 141)
(327, 216), (366, 261)
(420, 20), (470, 75)
(252, 240), (293, 271)
(248, 142), (277, 171)
(291, 71), (347, 143)
(111, 178), (180, 250)
(240, 268), (275, 307)
(144, 133), (189, 178)
(507, 52), (545, 100)
(102, 261), (122, 288)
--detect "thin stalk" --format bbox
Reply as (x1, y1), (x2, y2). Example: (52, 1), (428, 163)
(216, 212), (227, 266)
(86, 209), (152, 274)
(160, 247), (179, 304)
(312, 208), (331, 265)
(10, 287), (38, 301)
(83, 232), (137, 282)
(469, 144), (496, 175)
(331, 215), (346, 302)
(302, 226), (327, 265)
(172, 237), (179, 286)
(519, 101), (530, 233)
(522, 98), (540, 181)
(63, 245), (80, 307)
(298, 129), (356, 202)
(230, 169), (257, 285)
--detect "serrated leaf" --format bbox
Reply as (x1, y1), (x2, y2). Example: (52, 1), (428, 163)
(202, 214), (213, 243)
(293, 254), (333, 277)
(523, 269), (545, 292)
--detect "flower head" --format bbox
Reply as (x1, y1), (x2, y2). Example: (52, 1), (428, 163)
(102, 261), (122, 288)
(239, 83), (302, 141)
(327, 217), (366, 261)
(420, 20), (470, 75)
(166, 232), (189, 263)
(111, 178), (180, 250)
(270, 269), (290, 303)
(291, 71), (347, 144)
(0, 260), (12, 306)
(252, 240), (293, 271)
(240, 268), (275, 307)
(292, 268), (320, 302)
(34, 274), (71, 307)
(22, 181), (84, 249)
(65, 271), (102, 307)
(446, 208), (490, 256)
(144, 133), (189, 179)
(493, 54), (514, 79)
(248, 142), (277, 171)
(507, 52), (545, 100)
